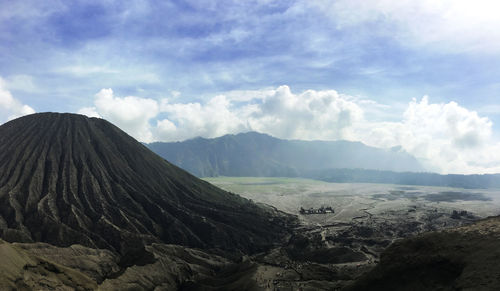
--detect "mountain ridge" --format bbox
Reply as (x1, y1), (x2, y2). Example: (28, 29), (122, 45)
(306, 168), (500, 189)
(146, 131), (424, 177)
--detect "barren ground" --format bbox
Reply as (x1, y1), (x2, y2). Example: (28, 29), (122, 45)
(205, 177), (500, 290)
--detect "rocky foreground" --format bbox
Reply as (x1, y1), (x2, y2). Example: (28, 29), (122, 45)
(346, 216), (500, 290)
(1, 215), (500, 290)
(0, 238), (258, 290)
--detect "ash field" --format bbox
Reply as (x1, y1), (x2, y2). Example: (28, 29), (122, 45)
(205, 177), (500, 290)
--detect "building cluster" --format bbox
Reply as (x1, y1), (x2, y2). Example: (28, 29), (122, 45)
(451, 210), (470, 219)
(299, 206), (334, 215)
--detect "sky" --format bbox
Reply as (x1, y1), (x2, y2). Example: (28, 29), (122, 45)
(1, 0), (500, 174)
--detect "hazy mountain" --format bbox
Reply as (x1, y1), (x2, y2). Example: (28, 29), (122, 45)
(146, 132), (424, 177)
(307, 168), (500, 189)
(0, 113), (294, 256)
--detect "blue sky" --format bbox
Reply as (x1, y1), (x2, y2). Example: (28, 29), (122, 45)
(1, 0), (500, 173)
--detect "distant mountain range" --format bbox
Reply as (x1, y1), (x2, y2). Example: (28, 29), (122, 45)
(146, 131), (424, 177)
(306, 168), (500, 189)
(147, 132), (500, 189)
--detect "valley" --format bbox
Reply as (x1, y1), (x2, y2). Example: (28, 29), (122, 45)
(0, 114), (499, 290)
(205, 177), (500, 290)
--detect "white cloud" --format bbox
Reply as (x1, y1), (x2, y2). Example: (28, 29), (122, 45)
(246, 86), (363, 140)
(77, 107), (101, 118)
(156, 94), (246, 141)
(90, 88), (159, 142)
(354, 97), (499, 174)
(155, 85), (363, 142)
(309, 0), (500, 53)
(0, 77), (35, 123)
(81, 86), (363, 143)
(80, 86), (500, 174)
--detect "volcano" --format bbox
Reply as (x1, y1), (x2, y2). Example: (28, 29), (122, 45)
(0, 113), (292, 255)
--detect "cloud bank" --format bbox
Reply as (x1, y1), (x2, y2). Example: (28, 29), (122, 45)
(76, 86), (499, 174)
(357, 97), (499, 174)
(78, 88), (159, 142)
(1, 82), (498, 175)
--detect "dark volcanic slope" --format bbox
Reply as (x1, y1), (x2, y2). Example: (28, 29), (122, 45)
(0, 113), (293, 254)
